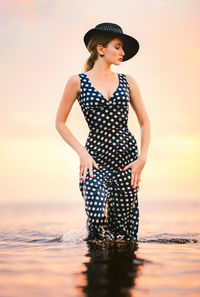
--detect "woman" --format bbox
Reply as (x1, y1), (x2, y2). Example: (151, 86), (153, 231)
(55, 22), (151, 242)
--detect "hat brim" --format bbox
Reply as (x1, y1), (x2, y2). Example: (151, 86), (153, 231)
(83, 29), (139, 61)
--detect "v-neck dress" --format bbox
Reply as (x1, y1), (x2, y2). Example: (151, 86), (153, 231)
(78, 72), (139, 242)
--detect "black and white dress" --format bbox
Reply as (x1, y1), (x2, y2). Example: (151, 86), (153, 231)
(78, 72), (139, 241)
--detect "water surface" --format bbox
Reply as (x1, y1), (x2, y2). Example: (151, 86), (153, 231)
(0, 200), (199, 297)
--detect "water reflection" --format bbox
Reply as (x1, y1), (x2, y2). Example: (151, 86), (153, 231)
(77, 240), (149, 297)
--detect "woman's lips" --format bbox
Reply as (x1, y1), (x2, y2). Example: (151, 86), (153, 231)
(119, 57), (123, 61)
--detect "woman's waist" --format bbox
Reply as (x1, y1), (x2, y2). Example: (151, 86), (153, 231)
(89, 126), (129, 135)
(85, 128), (137, 148)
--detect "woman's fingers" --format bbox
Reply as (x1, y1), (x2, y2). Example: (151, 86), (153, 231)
(122, 165), (129, 171)
(82, 166), (88, 182)
(134, 174), (139, 188)
(131, 170), (136, 188)
(79, 166), (87, 181)
(80, 159), (101, 183)
(131, 171), (140, 189)
(79, 165), (83, 181)
(93, 160), (100, 170)
(89, 164), (93, 179)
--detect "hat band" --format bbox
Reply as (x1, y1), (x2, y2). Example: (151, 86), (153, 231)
(95, 24), (123, 34)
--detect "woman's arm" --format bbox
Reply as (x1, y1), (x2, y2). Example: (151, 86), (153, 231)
(55, 74), (87, 157)
(126, 74), (151, 163)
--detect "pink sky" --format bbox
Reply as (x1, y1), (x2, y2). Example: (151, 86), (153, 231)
(0, 0), (199, 203)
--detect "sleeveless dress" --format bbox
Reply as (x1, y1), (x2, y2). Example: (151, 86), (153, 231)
(78, 72), (139, 241)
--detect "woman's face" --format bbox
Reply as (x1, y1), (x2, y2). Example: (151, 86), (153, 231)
(98, 38), (125, 65)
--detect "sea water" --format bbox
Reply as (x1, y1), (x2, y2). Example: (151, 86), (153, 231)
(0, 200), (199, 297)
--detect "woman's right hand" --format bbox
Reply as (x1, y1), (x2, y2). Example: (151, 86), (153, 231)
(79, 150), (100, 182)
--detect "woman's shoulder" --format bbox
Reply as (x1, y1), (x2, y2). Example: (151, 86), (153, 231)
(64, 74), (82, 100)
(67, 73), (82, 83)
(122, 73), (138, 90)
(122, 73), (136, 83)
(65, 73), (84, 89)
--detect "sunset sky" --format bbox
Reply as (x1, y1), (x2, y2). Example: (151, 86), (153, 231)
(0, 0), (199, 204)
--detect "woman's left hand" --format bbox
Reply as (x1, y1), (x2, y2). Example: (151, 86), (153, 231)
(122, 157), (146, 189)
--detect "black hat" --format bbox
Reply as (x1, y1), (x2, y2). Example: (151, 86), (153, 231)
(83, 22), (139, 62)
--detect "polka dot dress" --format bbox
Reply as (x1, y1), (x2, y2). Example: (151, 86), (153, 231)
(78, 72), (139, 242)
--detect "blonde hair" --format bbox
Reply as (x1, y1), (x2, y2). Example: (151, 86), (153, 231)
(83, 31), (122, 72)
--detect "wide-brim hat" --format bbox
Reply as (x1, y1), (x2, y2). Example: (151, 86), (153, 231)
(83, 22), (139, 62)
